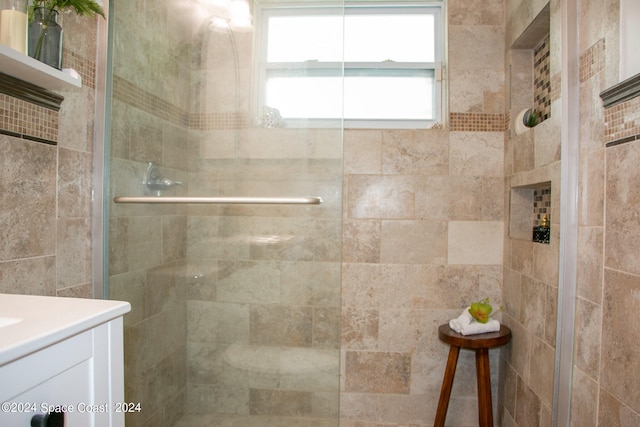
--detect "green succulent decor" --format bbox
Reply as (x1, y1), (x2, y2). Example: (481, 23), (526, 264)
(524, 109), (540, 128)
(29, 0), (104, 67)
(30, 0), (104, 18)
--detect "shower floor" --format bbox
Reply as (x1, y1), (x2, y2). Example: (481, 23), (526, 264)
(174, 414), (337, 427)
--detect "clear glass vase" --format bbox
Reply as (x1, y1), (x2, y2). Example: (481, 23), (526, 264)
(28, 7), (63, 69)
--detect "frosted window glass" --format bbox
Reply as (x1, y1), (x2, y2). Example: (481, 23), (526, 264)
(267, 16), (343, 62)
(344, 74), (434, 119)
(344, 14), (435, 62)
(266, 76), (343, 118)
(267, 12), (434, 63)
(266, 73), (433, 120)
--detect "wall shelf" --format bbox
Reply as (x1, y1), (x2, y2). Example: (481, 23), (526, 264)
(0, 45), (81, 90)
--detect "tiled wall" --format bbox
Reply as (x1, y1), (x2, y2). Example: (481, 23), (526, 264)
(340, 1), (506, 425)
(604, 95), (640, 144)
(106, 0), (193, 425)
(0, 15), (99, 298)
(534, 36), (551, 121)
(502, 1), (561, 425)
(5, 1), (639, 427)
(572, 0), (640, 423)
(533, 186), (551, 226)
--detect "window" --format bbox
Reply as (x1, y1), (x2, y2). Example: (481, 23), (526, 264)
(256, 3), (444, 128)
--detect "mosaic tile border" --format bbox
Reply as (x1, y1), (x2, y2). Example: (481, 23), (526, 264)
(0, 49), (97, 145)
(0, 93), (59, 144)
(533, 186), (551, 226)
(580, 39), (605, 84)
(449, 112), (509, 132)
(534, 36), (551, 121)
(116, 75), (510, 133)
(596, 35), (640, 148)
(603, 96), (640, 146)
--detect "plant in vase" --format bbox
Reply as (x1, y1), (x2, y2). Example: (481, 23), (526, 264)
(28, 0), (104, 69)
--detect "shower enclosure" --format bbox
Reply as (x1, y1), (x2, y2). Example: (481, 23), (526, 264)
(104, 0), (344, 426)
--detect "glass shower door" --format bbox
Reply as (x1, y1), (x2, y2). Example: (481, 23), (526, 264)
(105, 0), (343, 426)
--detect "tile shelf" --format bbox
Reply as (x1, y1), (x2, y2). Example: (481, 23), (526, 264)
(0, 44), (81, 91)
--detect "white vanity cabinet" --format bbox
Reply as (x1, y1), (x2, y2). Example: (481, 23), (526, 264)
(0, 294), (130, 427)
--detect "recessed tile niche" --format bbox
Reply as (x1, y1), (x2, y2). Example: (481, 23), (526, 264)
(509, 182), (552, 244)
(511, 3), (551, 125)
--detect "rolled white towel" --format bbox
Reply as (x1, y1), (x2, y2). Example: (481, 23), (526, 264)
(449, 307), (500, 336)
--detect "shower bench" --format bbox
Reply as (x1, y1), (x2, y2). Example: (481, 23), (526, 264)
(434, 323), (512, 427)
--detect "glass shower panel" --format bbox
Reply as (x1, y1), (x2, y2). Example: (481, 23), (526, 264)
(106, 1), (343, 426)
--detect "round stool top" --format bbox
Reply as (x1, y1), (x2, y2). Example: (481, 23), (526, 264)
(438, 323), (511, 350)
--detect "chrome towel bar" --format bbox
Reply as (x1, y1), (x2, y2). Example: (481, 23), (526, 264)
(113, 196), (324, 205)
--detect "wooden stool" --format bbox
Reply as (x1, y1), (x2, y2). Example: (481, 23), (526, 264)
(434, 323), (511, 427)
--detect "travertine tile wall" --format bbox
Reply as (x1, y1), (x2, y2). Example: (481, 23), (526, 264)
(0, 13), (100, 299)
(340, 1), (506, 425)
(106, 0), (193, 425)
(504, 1), (640, 426)
(502, 1), (561, 425)
(572, 0), (640, 424)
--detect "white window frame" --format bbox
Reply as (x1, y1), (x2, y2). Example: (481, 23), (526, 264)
(254, 2), (445, 129)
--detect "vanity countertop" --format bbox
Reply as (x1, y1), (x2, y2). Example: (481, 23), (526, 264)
(0, 294), (130, 366)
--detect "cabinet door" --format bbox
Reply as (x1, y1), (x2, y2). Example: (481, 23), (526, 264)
(0, 331), (94, 426)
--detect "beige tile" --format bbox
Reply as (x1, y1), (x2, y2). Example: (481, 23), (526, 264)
(341, 219), (381, 263)
(577, 226), (604, 303)
(598, 388), (640, 426)
(0, 136), (56, 260)
(579, 148), (605, 226)
(533, 101), (561, 167)
(250, 305), (313, 347)
(507, 320), (530, 380)
(56, 218), (92, 289)
(188, 300), (250, 344)
(343, 130), (382, 174)
(450, 132), (504, 177)
(528, 337), (555, 406)
(449, 0), (504, 25)
(57, 88), (93, 152)
(108, 269), (147, 326)
(0, 257), (56, 295)
(601, 269), (640, 413)
(56, 283), (92, 298)
(448, 221), (504, 265)
(57, 148), (92, 219)
(532, 225), (559, 286)
(503, 268), (522, 320)
(570, 368), (598, 427)
(512, 130), (535, 174)
(415, 176), (484, 220)
(344, 351), (411, 394)
(313, 306), (340, 349)
(520, 275), (546, 337)
(449, 25), (505, 71)
(249, 389), (312, 416)
(605, 142), (640, 275)
(544, 284), (558, 347)
(515, 375), (541, 427)
(381, 220), (448, 264)
(374, 393), (433, 424)
(341, 308), (379, 350)
(381, 129), (449, 175)
(574, 297), (602, 379)
(483, 177), (505, 220)
(449, 69), (506, 114)
(347, 175), (417, 219)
